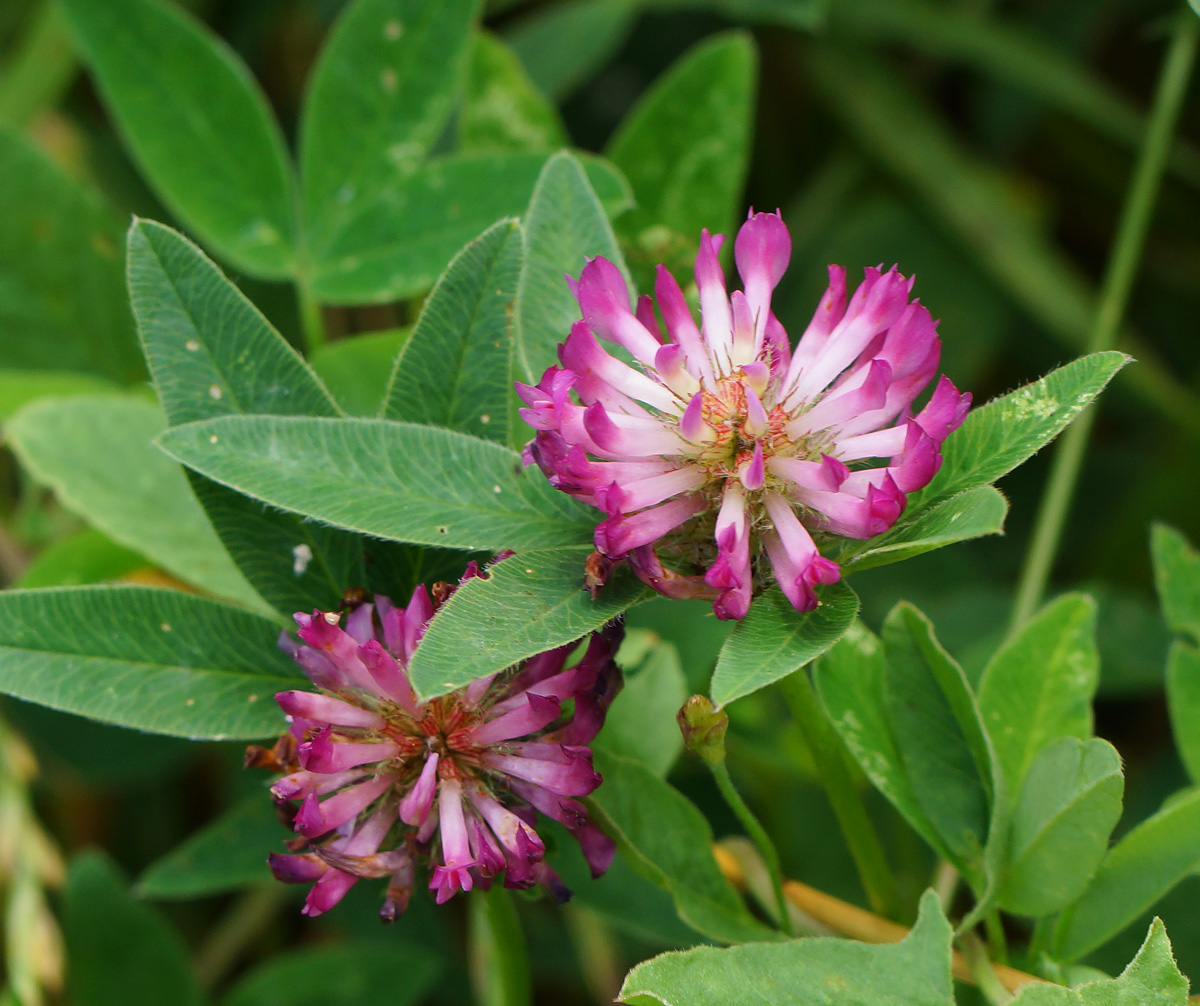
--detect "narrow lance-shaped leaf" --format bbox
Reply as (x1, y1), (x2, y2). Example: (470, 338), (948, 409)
(383, 219), (523, 444)
(0, 585), (299, 740)
(709, 581), (859, 707)
(1053, 787), (1200, 962)
(157, 415), (598, 554)
(128, 219), (370, 615)
(406, 548), (647, 700)
(619, 890), (955, 1006)
(60, 0), (296, 277)
(977, 593), (1099, 795)
(996, 737), (1123, 918)
(0, 128), (140, 381)
(514, 151), (628, 388)
(840, 485), (1008, 572)
(300, 0), (477, 261)
(911, 352), (1130, 511)
(5, 395), (264, 611)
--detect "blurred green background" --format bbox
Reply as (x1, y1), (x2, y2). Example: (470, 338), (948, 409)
(1, 0), (1198, 1003)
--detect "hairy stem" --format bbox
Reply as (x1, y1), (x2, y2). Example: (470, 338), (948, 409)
(710, 760), (793, 935)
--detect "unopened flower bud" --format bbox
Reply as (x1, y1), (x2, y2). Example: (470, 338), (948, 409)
(677, 695), (728, 767)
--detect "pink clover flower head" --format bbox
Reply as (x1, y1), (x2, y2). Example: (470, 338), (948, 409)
(518, 210), (971, 619)
(255, 565), (622, 920)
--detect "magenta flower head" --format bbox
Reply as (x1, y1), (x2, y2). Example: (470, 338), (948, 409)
(252, 564), (622, 920)
(517, 210), (971, 619)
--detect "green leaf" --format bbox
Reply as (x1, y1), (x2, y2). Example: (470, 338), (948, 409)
(590, 750), (776, 944)
(300, 0), (477, 263)
(0, 585), (299, 739)
(606, 32), (755, 268)
(816, 622), (950, 859)
(383, 219), (523, 444)
(709, 581), (858, 707)
(307, 150), (630, 303)
(0, 128), (140, 381)
(157, 415), (597, 553)
(1053, 788), (1200, 962)
(16, 528), (144, 589)
(65, 853), (203, 1006)
(912, 352), (1130, 511)
(60, 0), (295, 277)
(6, 394), (263, 610)
(977, 593), (1099, 795)
(597, 631), (688, 777)
(222, 941), (442, 1006)
(514, 150), (628, 386)
(618, 889), (954, 1006)
(997, 738), (1123, 918)
(128, 219), (370, 615)
(128, 221), (336, 426)
(459, 32), (568, 153)
(406, 548), (647, 700)
(0, 369), (117, 421)
(1166, 643), (1200, 785)
(137, 795), (282, 900)
(841, 486), (1008, 571)
(1152, 524), (1200, 645)
(1013, 920), (1188, 1005)
(505, 0), (637, 101)
(310, 329), (410, 417)
(882, 602), (995, 874)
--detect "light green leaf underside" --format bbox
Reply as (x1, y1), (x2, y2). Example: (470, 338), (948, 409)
(0, 586), (299, 740)
(157, 415), (597, 553)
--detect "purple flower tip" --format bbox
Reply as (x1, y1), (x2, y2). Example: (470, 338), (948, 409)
(253, 569), (624, 919)
(518, 209), (970, 618)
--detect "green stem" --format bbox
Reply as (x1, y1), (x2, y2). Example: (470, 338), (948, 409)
(295, 282), (327, 351)
(959, 931), (1014, 1006)
(468, 887), (532, 1006)
(194, 884), (287, 989)
(0, 2), (76, 128)
(781, 671), (900, 918)
(710, 760), (793, 935)
(985, 909), (1009, 966)
(1010, 9), (1200, 631)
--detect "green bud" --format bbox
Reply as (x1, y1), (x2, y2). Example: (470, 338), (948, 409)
(676, 695), (728, 767)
